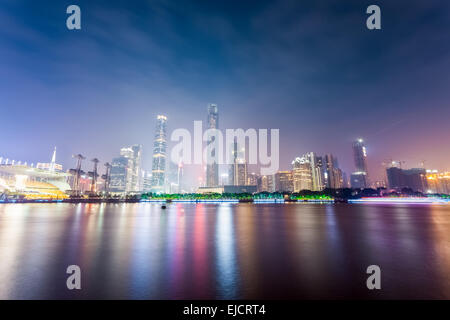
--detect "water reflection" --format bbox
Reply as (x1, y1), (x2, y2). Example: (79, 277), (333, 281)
(0, 203), (450, 299)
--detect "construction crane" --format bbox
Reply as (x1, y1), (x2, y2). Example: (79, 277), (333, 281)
(102, 162), (112, 194)
(69, 154), (86, 195)
(89, 158), (100, 193)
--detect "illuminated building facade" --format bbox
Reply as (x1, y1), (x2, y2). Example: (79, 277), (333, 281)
(247, 172), (258, 186)
(292, 156), (312, 192)
(120, 144), (142, 192)
(305, 152), (325, 191)
(109, 156), (129, 193)
(351, 139), (369, 188)
(151, 115), (168, 193)
(274, 171), (293, 192)
(228, 137), (248, 186)
(206, 104), (219, 187)
(426, 170), (450, 194)
(258, 174), (274, 192)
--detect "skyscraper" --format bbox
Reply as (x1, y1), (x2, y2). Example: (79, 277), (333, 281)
(120, 144), (142, 192)
(151, 115), (168, 193)
(206, 104), (219, 187)
(228, 137), (247, 186)
(305, 152), (325, 191)
(292, 156), (312, 192)
(274, 171), (293, 192)
(351, 138), (369, 188)
(258, 174), (274, 192)
(324, 154), (344, 189)
(109, 156), (128, 193)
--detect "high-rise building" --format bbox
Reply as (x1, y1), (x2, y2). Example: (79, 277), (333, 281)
(258, 174), (274, 192)
(292, 156), (312, 192)
(386, 167), (427, 192)
(351, 139), (369, 188)
(151, 115), (168, 193)
(228, 137), (248, 186)
(142, 170), (152, 193)
(247, 172), (258, 186)
(324, 154), (343, 189)
(120, 144), (142, 192)
(206, 104), (219, 187)
(109, 156), (129, 193)
(305, 152), (325, 191)
(274, 171), (293, 192)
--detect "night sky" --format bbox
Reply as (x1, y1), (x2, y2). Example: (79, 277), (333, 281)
(1, 0), (449, 183)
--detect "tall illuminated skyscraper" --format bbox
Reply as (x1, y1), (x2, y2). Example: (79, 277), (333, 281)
(292, 156), (312, 192)
(228, 137), (247, 186)
(151, 115), (167, 193)
(305, 152), (325, 191)
(206, 104), (219, 187)
(351, 138), (369, 188)
(120, 144), (142, 192)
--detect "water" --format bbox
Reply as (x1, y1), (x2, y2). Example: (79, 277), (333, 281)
(0, 202), (449, 299)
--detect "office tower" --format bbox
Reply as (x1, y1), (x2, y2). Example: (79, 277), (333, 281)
(228, 137), (248, 186)
(386, 166), (427, 192)
(292, 156), (313, 192)
(166, 160), (180, 193)
(120, 144), (142, 192)
(206, 104), (219, 187)
(305, 152), (325, 191)
(109, 156), (129, 193)
(324, 154), (344, 189)
(247, 172), (258, 186)
(257, 174), (274, 192)
(342, 172), (349, 188)
(151, 115), (168, 193)
(274, 171), (293, 192)
(351, 139), (369, 188)
(142, 170), (152, 193)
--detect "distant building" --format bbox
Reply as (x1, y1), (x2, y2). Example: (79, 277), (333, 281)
(386, 167), (427, 192)
(197, 186), (224, 194)
(258, 174), (274, 192)
(151, 115), (168, 193)
(292, 156), (312, 192)
(228, 137), (248, 186)
(350, 172), (368, 189)
(247, 172), (258, 186)
(351, 139), (369, 188)
(142, 170), (152, 193)
(224, 185), (257, 194)
(206, 104), (219, 187)
(306, 152), (325, 191)
(120, 144), (142, 192)
(426, 170), (450, 194)
(274, 171), (293, 192)
(109, 156), (129, 193)
(324, 154), (343, 189)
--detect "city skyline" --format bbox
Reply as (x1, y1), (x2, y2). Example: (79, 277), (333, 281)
(1, 0), (449, 181)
